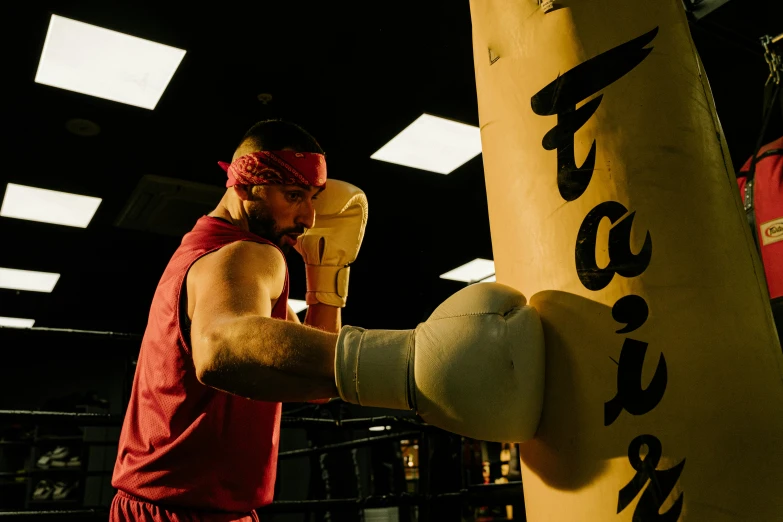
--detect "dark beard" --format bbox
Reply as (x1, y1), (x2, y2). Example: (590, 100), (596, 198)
(247, 207), (300, 253)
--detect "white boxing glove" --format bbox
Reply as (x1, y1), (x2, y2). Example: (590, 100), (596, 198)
(334, 283), (545, 443)
(295, 179), (368, 307)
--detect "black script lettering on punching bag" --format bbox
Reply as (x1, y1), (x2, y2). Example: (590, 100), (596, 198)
(574, 201), (652, 291)
(604, 338), (667, 426)
(530, 28), (658, 202)
(531, 26), (686, 521)
(618, 435), (685, 522)
(612, 295), (648, 334)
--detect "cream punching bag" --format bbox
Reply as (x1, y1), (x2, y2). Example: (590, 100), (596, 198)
(470, 0), (783, 520)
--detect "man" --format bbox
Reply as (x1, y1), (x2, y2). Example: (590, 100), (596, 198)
(111, 119), (362, 521)
(111, 119), (545, 521)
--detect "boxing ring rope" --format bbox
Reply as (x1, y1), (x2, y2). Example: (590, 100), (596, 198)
(0, 482), (524, 520)
(0, 326), (142, 340)
(0, 469), (112, 479)
(280, 414), (439, 430)
(0, 410), (435, 430)
(278, 430), (422, 459)
(0, 410), (123, 427)
(256, 481), (524, 513)
(0, 509), (107, 521)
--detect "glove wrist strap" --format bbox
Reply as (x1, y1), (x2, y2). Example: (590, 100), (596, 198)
(305, 264), (350, 306)
(335, 326), (414, 410)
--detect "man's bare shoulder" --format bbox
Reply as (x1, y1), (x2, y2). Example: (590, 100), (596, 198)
(188, 240), (286, 300)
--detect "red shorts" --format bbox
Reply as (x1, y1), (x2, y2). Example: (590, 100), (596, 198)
(110, 491), (260, 522)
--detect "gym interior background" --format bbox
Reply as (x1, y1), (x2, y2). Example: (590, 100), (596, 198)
(1, 1), (781, 520)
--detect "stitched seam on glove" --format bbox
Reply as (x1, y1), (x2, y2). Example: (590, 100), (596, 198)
(338, 194), (367, 215)
(344, 196), (368, 249)
(428, 311), (516, 321)
(407, 327), (417, 411)
(354, 327), (365, 405)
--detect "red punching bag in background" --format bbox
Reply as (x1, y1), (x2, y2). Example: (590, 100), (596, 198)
(738, 136), (783, 295)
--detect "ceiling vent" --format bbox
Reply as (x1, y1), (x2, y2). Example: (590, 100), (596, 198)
(115, 175), (224, 237)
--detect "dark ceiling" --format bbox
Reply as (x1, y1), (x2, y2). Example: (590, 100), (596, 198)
(1, 1), (782, 336)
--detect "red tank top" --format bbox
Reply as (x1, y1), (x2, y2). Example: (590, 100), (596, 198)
(112, 216), (288, 513)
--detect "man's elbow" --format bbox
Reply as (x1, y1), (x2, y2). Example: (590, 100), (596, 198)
(192, 330), (226, 386)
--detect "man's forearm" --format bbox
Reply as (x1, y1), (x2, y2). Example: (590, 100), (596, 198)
(305, 303), (341, 333)
(197, 315), (339, 401)
(207, 364), (337, 402)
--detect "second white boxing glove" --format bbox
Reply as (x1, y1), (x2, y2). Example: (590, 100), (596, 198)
(334, 282), (545, 443)
(295, 179), (368, 307)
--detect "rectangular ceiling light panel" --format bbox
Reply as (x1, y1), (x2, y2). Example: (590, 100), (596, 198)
(1, 184), (102, 228)
(0, 268), (60, 293)
(371, 114), (482, 174)
(439, 258), (495, 283)
(35, 15), (186, 110)
(289, 299), (308, 314)
(0, 317), (35, 328)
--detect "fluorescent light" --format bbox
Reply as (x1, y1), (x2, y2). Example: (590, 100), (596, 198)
(0, 317), (35, 328)
(439, 259), (495, 283)
(1, 184), (102, 228)
(289, 299), (308, 314)
(35, 15), (186, 110)
(369, 426), (392, 432)
(371, 114), (482, 174)
(0, 267), (60, 293)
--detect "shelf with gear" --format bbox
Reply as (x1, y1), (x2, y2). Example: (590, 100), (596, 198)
(0, 410), (124, 513)
(0, 326), (138, 514)
(3, 435), (86, 508)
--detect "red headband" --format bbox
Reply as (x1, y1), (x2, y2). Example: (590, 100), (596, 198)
(218, 151), (327, 188)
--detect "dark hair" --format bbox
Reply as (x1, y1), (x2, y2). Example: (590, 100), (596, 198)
(238, 119), (325, 155)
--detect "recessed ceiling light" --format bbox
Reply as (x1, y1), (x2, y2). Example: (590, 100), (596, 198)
(35, 14), (186, 110)
(0, 316), (35, 328)
(370, 114), (482, 174)
(1, 184), (102, 228)
(0, 267), (60, 293)
(289, 299), (308, 314)
(439, 258), (495, 283)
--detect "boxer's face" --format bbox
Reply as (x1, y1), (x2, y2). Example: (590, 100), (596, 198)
(245, 184), (321, 253)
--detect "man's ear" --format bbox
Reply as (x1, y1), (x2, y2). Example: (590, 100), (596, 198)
(233, 185), (251, 201)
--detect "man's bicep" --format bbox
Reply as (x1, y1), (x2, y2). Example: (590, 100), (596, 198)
(189, 242), (285, 344)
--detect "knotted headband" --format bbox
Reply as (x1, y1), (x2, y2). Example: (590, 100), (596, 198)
(218, 150), (327, 188)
